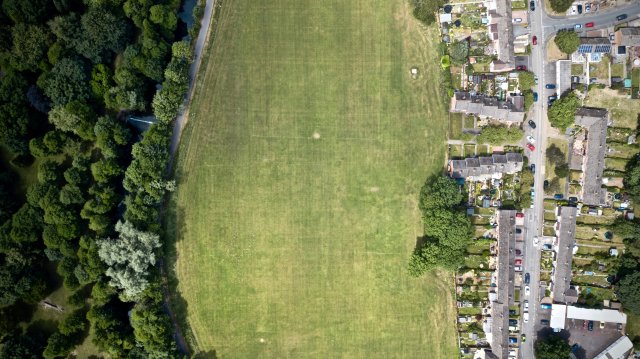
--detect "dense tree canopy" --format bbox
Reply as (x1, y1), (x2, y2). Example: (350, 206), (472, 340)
(554, 30), (580, 55)
(548, 91), (579, 131)
(518, 71), (535, 90)
(617, 271), (640, 314)
(549, 0), (574, 13)
(476, 125), (523, 145)
(42, 57), (90, 106)
(410, 0), (447, 25)
(10, 24), (53, 71)
(535, 335), (571, 359)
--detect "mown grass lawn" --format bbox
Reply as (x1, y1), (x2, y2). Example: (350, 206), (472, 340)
(167, 0), (457, 357)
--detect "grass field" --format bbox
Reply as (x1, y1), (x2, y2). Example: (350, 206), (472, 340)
(167, 0), (457, 357)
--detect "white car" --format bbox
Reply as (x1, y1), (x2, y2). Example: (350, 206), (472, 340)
(524, 300), (529, 312)
(523, 312), (530, 323)
(525, 286), (531, 296)
(533, 237), (539, 246)
(575, 24), (582, 30)
(527, 135), (535, 144)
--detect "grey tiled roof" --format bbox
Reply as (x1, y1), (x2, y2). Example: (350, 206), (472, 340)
(490, 0), (514, 66)
(492, 210), (517, 359)
(452, 92), (525, 122)
(553, 207), (577, 304)
(618, 27), (640, 46)
(575, 108), (608, 206)
(448, 153), (523, 180)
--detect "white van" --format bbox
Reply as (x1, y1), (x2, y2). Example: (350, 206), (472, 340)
(523, 312), (530, 323)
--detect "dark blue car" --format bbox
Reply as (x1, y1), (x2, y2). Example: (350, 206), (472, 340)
(545, 84), (556, 89)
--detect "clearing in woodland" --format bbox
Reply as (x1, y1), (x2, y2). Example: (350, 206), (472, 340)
(167, 0), (456, 357)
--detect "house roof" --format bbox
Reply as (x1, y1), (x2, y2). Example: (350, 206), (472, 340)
(491, 210), (517, 359)
(451, 92), (525, 122)
(566, 306), (627, 324)
(556, 60), (572, 97)
(553, 207), (577, 304)
(593, 336), (633, 359)
(617, 27), (640, 47)
(448, 153), (524, 179)
(488, 0), (514, 68)
(575, 108), (608, 206)
(550, 304), (567, 329)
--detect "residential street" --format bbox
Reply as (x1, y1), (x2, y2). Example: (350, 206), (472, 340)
(518, 2), (640, 357)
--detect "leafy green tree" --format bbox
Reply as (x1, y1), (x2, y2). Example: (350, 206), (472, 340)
(419, 175), (463, 212)
(97, 221), (162, 298)
(10, 23), (53, 71)
(548, 91), (579, 131)
(124, 0), (154, 28)
(76, 6), (132, 63)
(549, 0), (574, 14)
(91, 158), (123, 183)
(10, 204), (43, 243)
(86, 302), (136, 356)
(618, 271), (640, 315)
(90, 64), (114, 99)
(546, 144), (566, 165)
(518, 71), (535, 90)
(476, 125), (524, 145)
(624, 157), (640, 203)
(48, 100), (97, 140)
(410, 0), (447, 25)
(149, 4), (177, 32)
(0, 72), (31, 154)
(554, 30), (580, 55)
(534, 335), (571, 359)
(130, 285), (178, 356)
(42, 57), (90, 106)
(554, 162), (569, 178)
(449, 40), (469, 65)
(94, 115), (131, 158)
(2, 0), (52, 24)
(59, 308), (87, 335)
(43, 331), (76, 359)
(0, 332), (45, 358)
(408, 242), (440, 277)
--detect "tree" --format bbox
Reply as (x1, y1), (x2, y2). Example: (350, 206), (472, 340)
(58, 308), (87, 335)
(476, 125), (524, 145)
(97, 221), (162, 298)
(546, 144), (566, 165)
(618, 271), (640, 315)
(534, 334), (571, 359)
(48, 101), (97, 140)
(149, 4), (177, 32)
(0, 72), (31, 154)
(518, 71), (535, 90)
(43, 331), (76, 359)
(449, 40), (469, 65)
(90, 64), (114, 99)
(410, 0), (447, 25)
(42, 57), (90, 106)
(94, 115), (131, 158)
(549, 0), (574, 14)
(130, 285), (178, 356)
(76, 7), (132, 63)
(554, 30), (580, 55)
(554, 162), (569, 178)
(624, 157), (640, 203)
(419, 176), (463, 212)
(548, 91), (579, 131)
(124, 0), (154, 28)
(2, 0), (52, 24)
(10, 24), (53, 71)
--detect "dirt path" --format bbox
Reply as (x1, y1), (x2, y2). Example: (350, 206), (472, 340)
(162, 0), (217, 355)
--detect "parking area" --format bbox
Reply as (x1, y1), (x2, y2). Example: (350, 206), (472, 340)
(564, 319), (624, 359)
(515, 55), (531, 71)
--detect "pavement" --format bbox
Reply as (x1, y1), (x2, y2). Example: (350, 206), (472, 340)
(517, 1), (640, 358)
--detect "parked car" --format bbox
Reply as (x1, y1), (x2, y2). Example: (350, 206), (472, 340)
(577, 5), (583, 14)
(517, 65), (527, 71)
(571, 5), (577, 14)
(525, 286), (530, 296)
(541, 319), (550, 325)
(530, 164), (535, 173)
(575, 23), (582, 30)
(516, 249), (522, 255)
(514, 265), (523, 272)
(526, 143), (535, 151)
(600, 321), (605, 329)
(533, 92), (538, 102)
(530, 0), (535, 11)
(513, 18), (523, 23)
(532, 35), (537, 45)
(521, 334), (526, 343)
(618, 323), (623, 331)
(583, 320), (588, 330)
(516, 212), (524, 218)
(509, 319), (518, 326)
(548, 95), (557, 101)
(509, 337), (518, 344)
(527, 135), (535, 144)
(569, 196), (578, 203)
(617, 14), (628, 21)
(524, 273), (530, 284)
(533, 237), (539, 246)
(541, 303), (552, 309)
(528, 120), (536, 129)
(545, 83), (556, 89)
(610, 32), (616, 41)
(588, 320), (594, 331)
(515, 258), (523, 265)
(524, 300), (529, 311)
(554, 193), (563, 199)
(523, 312), (529, 323)
(585, 3), (591, 12)
(542, 244), (552, 250)
(586, 22), (594, 28)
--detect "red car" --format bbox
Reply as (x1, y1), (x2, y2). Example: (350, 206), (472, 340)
(532, 36), (537, 45)
(515, 259), (523, 265)
(526, 143), (535, 151)
(517, 65), (527, 71)
(586, 22), (594, 28)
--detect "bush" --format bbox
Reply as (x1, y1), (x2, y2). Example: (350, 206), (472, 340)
(476, 125), (524, 145)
